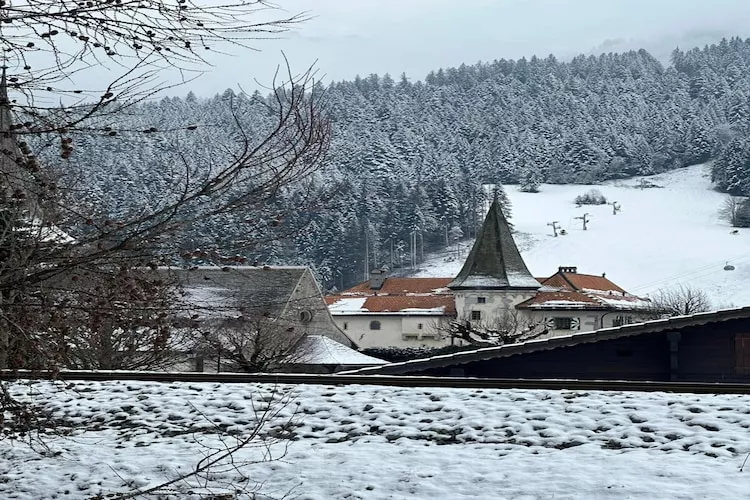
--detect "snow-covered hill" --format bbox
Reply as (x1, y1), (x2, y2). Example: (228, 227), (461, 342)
(415, 164), (750, 307)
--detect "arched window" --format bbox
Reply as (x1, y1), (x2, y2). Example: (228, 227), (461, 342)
(369, 320), (381, 330)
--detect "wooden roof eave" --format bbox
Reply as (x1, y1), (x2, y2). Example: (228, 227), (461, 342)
(342, 305), (750, 376)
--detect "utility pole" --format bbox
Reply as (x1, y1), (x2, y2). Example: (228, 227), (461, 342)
(363, 229), (369, 281)
(575, 213), (591, 230)
(419, 231), (424, 263)
(410, 231), (417, 270)
(390, 239), (394, 270)
(547, 221), (560, 237)
(609, 201), (621, 215)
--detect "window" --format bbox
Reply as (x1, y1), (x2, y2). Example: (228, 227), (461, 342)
(471, 310), (482, 321)
(417, 323), (423, 330)
(553, 317), (572, 330)
(477, 297), (487, 304)
(612, 315), (632, 327)
(369, 320), (381, 330)
(343, 322), (348, 330)
(299, 310), (313, 323)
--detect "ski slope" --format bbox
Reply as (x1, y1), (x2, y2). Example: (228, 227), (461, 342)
(416, 164), (750, 307)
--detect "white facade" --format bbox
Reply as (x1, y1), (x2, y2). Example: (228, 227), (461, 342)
(524, 310), (652, 336)
(454, 290), (537, 326)
(332, 314), (454, 349)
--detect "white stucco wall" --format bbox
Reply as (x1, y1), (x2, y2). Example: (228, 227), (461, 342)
(454, 290), (537, 326)
(524, 310), (652, 337)
(330, 314), (455, 349)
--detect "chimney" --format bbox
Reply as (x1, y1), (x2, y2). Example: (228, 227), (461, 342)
(558, 266), (577, 274)
(369, 266), (389, 290)
(602, 272), (606, 278)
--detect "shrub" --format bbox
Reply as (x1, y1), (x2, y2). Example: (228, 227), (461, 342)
(574, 189), (607, 205)
(361, 345), (476, 363)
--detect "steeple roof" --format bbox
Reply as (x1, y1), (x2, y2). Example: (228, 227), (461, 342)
(0, 67), (44, 220)
(448, 199), (540, 290)
(0, 66), (11, 133)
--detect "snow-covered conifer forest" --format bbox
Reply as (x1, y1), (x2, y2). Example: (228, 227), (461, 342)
(34, 37), (750, 289)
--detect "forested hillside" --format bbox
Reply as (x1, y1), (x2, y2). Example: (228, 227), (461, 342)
(34, 37), (750, 290)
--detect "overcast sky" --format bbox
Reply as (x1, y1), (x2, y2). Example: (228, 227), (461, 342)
(182, 0), (750, 96)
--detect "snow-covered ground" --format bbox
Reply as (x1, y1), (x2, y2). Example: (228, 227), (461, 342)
(3, 380), (750, 499)
(415, 164), (750, 307)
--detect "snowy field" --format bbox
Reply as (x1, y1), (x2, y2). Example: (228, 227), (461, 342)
(416, 164), (750, 307)
(3, 380), (750, 499)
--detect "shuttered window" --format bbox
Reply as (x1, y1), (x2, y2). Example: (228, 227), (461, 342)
(553, 317), (572, 330)
(736, 333), (750, 374)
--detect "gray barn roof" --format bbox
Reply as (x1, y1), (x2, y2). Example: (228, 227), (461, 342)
(168, 266), (308, 318)
(449, 199), (540, 290)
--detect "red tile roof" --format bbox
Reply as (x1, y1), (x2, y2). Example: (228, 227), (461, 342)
(362, 295), (456, 314)
(342, 277), (453, 295)
(541, 272), (625, 294)
(516, 290), (608, 310)
(328, 271), (646, 314)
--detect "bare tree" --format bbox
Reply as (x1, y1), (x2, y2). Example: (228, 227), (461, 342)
(49, 266), (184, 370)
(650, 285), (712, 317)
(0, 1), (309, 130)
(193, 312), (308, 373)
(718, 195), (750, 228)
(0, 3), (331, 466)
(440, 309), (548, 347)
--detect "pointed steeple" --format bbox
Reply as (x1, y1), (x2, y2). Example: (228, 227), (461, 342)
(0, 66), (11, 133)
(448, 199), (540, 290)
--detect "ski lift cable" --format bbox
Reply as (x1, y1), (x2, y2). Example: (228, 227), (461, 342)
(630, 259), (749, 292)
(630, 252), (750, 290)
(629, 252), (750, 292)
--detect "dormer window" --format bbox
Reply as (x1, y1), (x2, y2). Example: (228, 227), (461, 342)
(299, 310), (313, 323)
(477, 297), (487, 304)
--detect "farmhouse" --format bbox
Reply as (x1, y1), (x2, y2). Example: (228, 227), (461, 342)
(167, 266), (356, 371)
(345, 306), (750, 383)
(324, 274), (457, 349)
(326, 197), (652, 348)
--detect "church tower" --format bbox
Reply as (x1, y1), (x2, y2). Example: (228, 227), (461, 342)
(448, 197), (539, 327)
(0, 66), (43, 220)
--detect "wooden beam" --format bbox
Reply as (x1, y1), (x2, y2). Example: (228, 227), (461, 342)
(667, 331), (681, 381)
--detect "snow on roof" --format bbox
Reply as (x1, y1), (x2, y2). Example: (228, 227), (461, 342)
(451, 273), (542, 289)
(326, 297), (368, 312)
(595, 294), (653, 310)
(342, 277), (454, 295)
(327, 295), (455, 315)
(289, 335), (386, 365)
(517, 290), (606, 310)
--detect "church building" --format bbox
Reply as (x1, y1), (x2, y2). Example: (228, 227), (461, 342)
(326, 197), (653, 349)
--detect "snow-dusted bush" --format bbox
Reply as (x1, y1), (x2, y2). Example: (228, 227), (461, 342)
(361, 345), (475, 362)
(574, 189), (607, 205)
